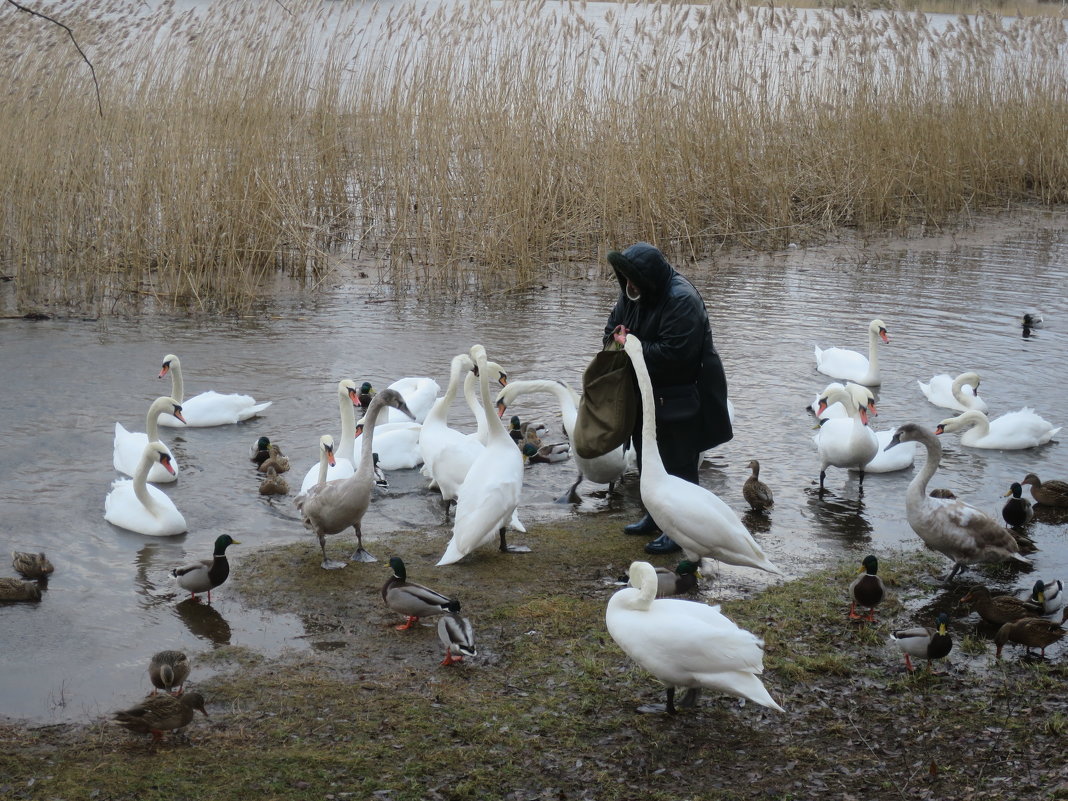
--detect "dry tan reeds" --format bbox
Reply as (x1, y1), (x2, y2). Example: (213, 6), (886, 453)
(1, 0), (1066, 311)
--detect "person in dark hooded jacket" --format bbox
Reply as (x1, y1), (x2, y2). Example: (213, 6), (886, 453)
(603, 242), (732, 554)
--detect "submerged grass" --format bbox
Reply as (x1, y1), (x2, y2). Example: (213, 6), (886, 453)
(4, 525), (1068, 800)
(1, 0), (1067, 313)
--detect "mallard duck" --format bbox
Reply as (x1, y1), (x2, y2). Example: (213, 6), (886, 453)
(0, 577), (42, 602)
(849, 555), (885, 622)
(508, 415), (525, 445)
(994, 616), (1067, 658)
(522, 441), (571, 464)
(1020, 473), (1068, 508)
(113, 691), (208, 741)
(619, 334), (780, 575)
(814, 318), (889, 387)
(258, 443), (290, 474)
(149, 650), (190, 695)
(1002, 483), (1034, 528)
(1030, 579), (1065, 615)
(742, 459), (774, 512)
(11, 551), (54, 580)
(171, 534), (239, 602)
(295, 390), (414, 568)
(929, 488), (957, 499)
(655, 560), (700, 598)
(606, 561), (784, 714)
(381, 556), (455, 630)
(158, 353), (270, 427)
(258, 465), (289, 496)
(356, 381), (376, 410)
(890, 613), (952, 672)
(884, 424), (1029, 581)
(249, 436), (272, 466)
(437, 602), (476, 665)
(960, 585), (1043, 626)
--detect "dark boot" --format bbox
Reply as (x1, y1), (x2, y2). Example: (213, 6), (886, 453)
(644, 533), (681, 555)
(623, 514), (660, 536)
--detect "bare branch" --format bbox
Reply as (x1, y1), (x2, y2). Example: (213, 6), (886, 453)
(5, 0), (103, 117)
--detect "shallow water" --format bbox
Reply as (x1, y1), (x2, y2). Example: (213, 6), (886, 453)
(1, 209), (1067, 722)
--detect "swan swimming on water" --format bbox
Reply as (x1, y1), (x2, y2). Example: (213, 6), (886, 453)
(157, 353), (271, 427)
(814, 319), (889, 386)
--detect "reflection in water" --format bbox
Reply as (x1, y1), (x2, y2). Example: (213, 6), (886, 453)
(805, 487), (874, 544)
(174, 599), (232, 646)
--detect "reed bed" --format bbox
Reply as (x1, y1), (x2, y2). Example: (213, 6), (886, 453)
(0, 0), (1066, 311)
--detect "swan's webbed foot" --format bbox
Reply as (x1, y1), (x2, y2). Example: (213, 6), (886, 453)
(321, 558), (347, 570)
(350, 547), (377, 563)
(637, 702), (671, 714)
(498, 528), (530, 554)
(555, 475), (584, 505)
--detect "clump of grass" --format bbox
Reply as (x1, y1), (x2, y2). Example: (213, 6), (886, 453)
(1, 0), (1067, 313)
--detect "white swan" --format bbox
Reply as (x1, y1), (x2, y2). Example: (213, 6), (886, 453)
(104, 442), (187, 537)
(113, 397), (184, 484)
(814, 319), (889, 386)
(813, 384), (879, 490)
(884, 423), (1029, 581)
(295, 389), (414, 568)
(826, 384), (914, 474)
(622, 333), (780, 574)
(355, 418), (423, 471)
(157, 353), (271, 427)
(437, 345), (527, 565)
(419, 353), (483, 501)
(463, 361), (508, 446)
(299, 380), (360, 494)
(495, 378), (628, 499)
(606, 561), (784, 714)
(917, 372), (988, 413)
(935, 408), (1060, 450)
(383, 376), (440, 424)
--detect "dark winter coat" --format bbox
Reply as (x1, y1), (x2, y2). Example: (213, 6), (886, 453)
(602, 242), (732, 451)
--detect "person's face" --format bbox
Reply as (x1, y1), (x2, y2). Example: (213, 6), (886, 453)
(626, 277), (641, 302)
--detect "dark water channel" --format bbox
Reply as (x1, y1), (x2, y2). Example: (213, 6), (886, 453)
(2, 210), (1067, 722)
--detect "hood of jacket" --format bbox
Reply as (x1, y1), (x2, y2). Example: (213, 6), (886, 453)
(607, 243), (673, 301)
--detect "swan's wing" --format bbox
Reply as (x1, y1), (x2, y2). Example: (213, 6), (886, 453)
(178, 391), (268, 426)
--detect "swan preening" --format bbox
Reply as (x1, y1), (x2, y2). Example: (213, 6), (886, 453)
(917, 372), (988, 413)
(885, 423), (1029, 581)
(495, 378), (628, 500)
(935, 408), (1060, 450)
(104, 442), (187, 537)
(814, 319), (889, 386)
(295, 389), (414, 568)
(437, 345), (527, 565)
(113, 397), (185, 484)
(606, 561), (784, 714)
(622, 333), (780, 575)
(157, 353), (270, 427)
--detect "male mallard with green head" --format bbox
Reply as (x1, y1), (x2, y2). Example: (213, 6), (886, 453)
(890, 613), (952, 673)
(1030, 579), (1065, 616)
(382, 556), (456, 630)
(655, 560), (701, 598)
(250, 436), (272, 467)
(171, 534), (239, 603)
(113, 691), (208, 742)
(437, 601), (477, 665)
(1002, 482), (1034, 528)
(849, 555), (885, 622)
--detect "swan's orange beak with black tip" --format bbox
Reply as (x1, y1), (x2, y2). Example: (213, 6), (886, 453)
(816, 400), (829, 416)
(859, 406), (870, 425)
(878, 327), (889, 344)
(496, 399), (507, 418)
(159, 454), (177, 476)
(171, 406), (186, 425)
(934, 424), (946, 435)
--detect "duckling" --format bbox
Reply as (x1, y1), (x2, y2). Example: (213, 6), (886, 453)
(381, 556), (455, 630)
(890, 613), (952, 672)
(960, 585), (1043, 627)
(742, 459), (774, 512)
(171, 534), (240, 603)
(0, 577), (42, 602)
(1030, 579), (1065, 616)
(258, 465), (289, 496)
(257, 443), (290, 474)
(994, 615), (1067, 658)
(113, 691), (208, 742)
(1001, 482), (1033, 528)
(1020, 473), (1068, 508)
(655, 560), (701, 598)
(249, 436), (273, 467)
(849, 555), (885, 622)
(437, 601), (476, 665)
(149, 650), (190, 695)
(522, 441), (571, 464)
(11, 551), (54, 580)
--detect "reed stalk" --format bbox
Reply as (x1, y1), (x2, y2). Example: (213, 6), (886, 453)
(1, 0), (1065, 311)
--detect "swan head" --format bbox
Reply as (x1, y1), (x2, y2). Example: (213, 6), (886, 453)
(319, 435), (336, 466)
(845, 383), (876, 422)
(884, 422), (935, 451)
(145, 441), (177, 475)
(340, 379), (360, 404)
(371, 388), (415, 421)
(935, 411), (985, 435)
(868, 319), (890, 343)
(158, 354), (180, 379)
(954, 372), (981, 393)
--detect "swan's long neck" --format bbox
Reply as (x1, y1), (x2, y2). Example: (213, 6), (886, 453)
(168, 360), (184, 404)
(629, 563), (658, 608)
(145, 397), (173, 441)
(337, 385), (357, 463)
(867, 327), (881, 374)
(317, 445), (331, 485)
(951, 374), (969, 401)
(426, 355), (470, 426)
(355, 399), (391, 481)
(909, 434), (942, 502)
(474, 352), (510, 447)
(502, 380), (579, 439)
(464, 371), (489, 438)
(961, 412), (990, 438)
(134, 450), (161, 514)
(623, 338), (667, 479)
